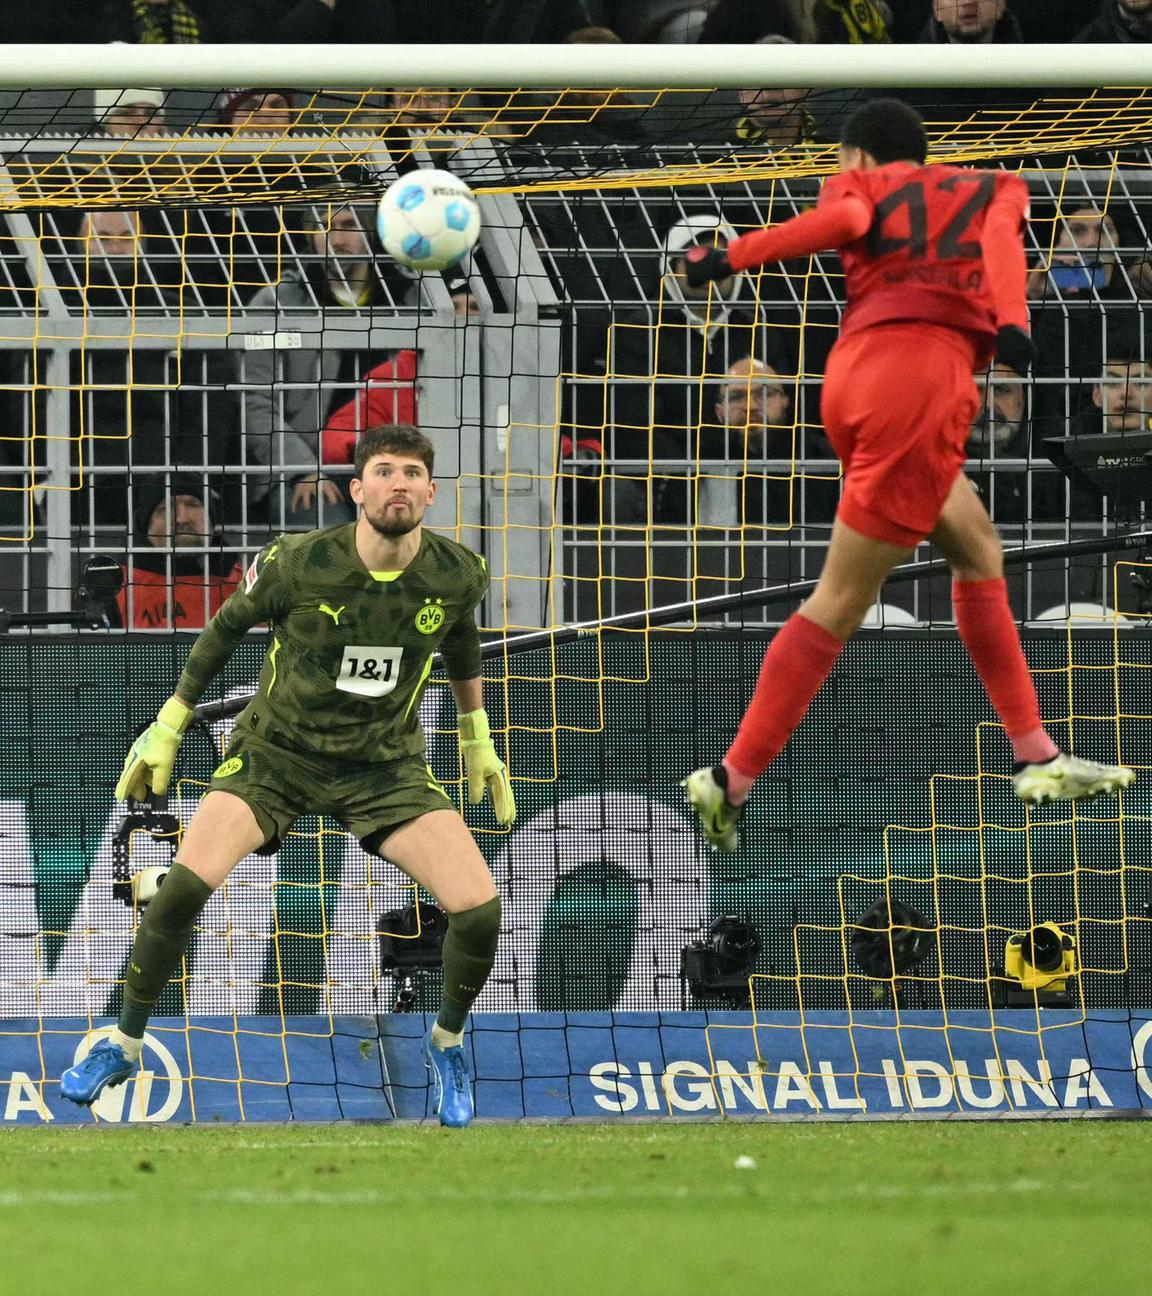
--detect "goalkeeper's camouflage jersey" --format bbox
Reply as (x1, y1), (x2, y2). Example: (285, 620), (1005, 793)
(176, 523), (487, 764)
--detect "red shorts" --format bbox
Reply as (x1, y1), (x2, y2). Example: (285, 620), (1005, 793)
(821, 322), (982, 547)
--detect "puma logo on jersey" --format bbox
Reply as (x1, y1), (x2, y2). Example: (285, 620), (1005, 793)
(319, 603), (347, 625)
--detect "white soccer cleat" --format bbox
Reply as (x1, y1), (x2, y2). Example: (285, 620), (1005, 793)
(682, 766), (744, 853)
(1012, 752), (1136, 806)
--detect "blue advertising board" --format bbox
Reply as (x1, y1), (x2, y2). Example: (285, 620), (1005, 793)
(2, 1010), (1150, 1123)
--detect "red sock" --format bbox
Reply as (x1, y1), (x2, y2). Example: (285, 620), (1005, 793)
(952, 578), (1058, 765)
(725, 612), (846, 786)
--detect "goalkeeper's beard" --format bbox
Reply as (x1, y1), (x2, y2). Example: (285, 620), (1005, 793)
(363, 499), (424, 537)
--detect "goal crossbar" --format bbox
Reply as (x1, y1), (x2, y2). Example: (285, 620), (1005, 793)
(0, 43), (1150, 91)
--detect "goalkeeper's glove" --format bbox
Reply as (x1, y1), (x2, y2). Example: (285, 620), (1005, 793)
(684, 243), (733, 289)
(115, 696), (192, 803)
(458, 708), (516, 826)
(994, 325), (1035, 377)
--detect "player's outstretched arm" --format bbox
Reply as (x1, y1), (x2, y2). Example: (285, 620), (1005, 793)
(451, 678), (516, 826)
(684, 196), (873, 287)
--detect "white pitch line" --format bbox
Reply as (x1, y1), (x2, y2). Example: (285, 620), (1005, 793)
(0, 1179), (1087, 1209)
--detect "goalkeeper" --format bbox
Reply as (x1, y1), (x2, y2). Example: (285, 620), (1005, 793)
(61, 424), (513, 1128)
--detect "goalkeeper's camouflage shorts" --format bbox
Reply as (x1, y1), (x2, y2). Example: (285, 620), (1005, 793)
(207, 727), (453, 855)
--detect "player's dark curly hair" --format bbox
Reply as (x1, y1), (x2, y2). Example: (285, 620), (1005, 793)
(840, 98), (928, 166)
(354, 423), (436, 479)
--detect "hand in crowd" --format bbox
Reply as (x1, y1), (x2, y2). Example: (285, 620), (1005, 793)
(1130, 259), (1152, 297)
(292, 474), (344, 513)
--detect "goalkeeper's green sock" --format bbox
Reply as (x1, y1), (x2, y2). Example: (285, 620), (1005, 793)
(118, 862), (213, 1041)
(435, 895), (502, 1039)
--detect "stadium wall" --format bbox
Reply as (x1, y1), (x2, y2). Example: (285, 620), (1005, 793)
(2, 629), (1150, 1018)
(2, 1011), (1150, 1123)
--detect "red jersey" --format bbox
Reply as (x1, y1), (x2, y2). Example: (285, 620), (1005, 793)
(726, 162), (1030, 351)
(820, 162), (1029, 338)
(117, 563), (242, 630)
(322, 349), (418, 466)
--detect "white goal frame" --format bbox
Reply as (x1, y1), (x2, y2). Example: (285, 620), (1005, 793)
(0, 42), (1147, 91)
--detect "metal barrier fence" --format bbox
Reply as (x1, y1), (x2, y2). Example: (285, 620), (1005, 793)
(0, 134), (1148, 629)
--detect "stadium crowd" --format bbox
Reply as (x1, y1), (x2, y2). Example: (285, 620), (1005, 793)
(0, 0), (1148, 629)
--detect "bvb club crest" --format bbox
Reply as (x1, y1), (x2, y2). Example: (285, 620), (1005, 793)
(415, 598), (446, 635)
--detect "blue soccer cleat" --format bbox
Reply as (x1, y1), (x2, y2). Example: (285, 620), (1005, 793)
(60, 1040), (135, 1107)
(422, 1031), (474, 1128)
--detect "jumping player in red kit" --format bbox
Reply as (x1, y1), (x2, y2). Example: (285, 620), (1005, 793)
(682, 98), (1135, 853)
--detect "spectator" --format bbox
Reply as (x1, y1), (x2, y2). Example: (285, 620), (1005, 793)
(481, 0), (621, 41)
(700, 0), (891, 43)
(1076, 0), (1152, 42)
(695, 356), (837, 598)
(965, 364), (1034, 523)
(72, 208), (189, 313)
(218, 89), (297, 134)
(968, 365), (1027, 457)
(1091, 353), (1151, 435)
(731, 83), (817, 147)
(660, 36), (846, 150)
(93, 87), (166, 138)
(561, 212), (770, 615)
(1029, 206), (1152, 434)
(603, 212), (766, 526)
(616, 0), (712, 41)
(379, 88), (498, 156)
(239, 203), (400, 530)
(79, 208), (140, 262)
(96, 0), (274, 42)
(697, 357), (793, 529)
(63, 211), (237, 529)
(320, 281), (476, 468)
(1027, 206), (1152, 304)
(116, 475), (241, 630)
(917, 0), (1023, 42)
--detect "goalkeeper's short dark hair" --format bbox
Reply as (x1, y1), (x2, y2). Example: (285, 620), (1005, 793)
(840, 98), (928, 166)
(354, 423), (436, 479)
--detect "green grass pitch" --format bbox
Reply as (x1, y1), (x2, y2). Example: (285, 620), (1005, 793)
(4, 1121), (1150, 1295)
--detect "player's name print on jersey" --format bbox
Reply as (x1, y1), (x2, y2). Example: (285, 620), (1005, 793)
(823, 163), (1028, 339)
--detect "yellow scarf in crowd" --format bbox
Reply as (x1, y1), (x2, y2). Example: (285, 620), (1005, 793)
(823, 0), (890, 43)
(131, 0), (202, 44)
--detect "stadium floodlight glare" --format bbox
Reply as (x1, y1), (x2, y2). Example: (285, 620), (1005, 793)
(681, 915), (760, 1008)
(1001, 923), (1078, 1007)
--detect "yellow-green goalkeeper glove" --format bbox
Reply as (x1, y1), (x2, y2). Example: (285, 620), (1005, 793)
(458, 708), (516, 825)
(115, 697), (193, 803)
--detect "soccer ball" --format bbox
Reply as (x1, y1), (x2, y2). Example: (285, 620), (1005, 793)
(376, 169), (481, 272)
